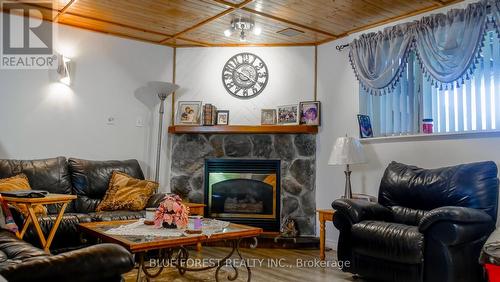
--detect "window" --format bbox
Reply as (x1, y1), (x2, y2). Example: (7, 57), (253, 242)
(360, 30), (500, 137)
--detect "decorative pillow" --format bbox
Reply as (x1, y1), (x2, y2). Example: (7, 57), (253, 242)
(0, 174), (47, 216)
(96, 171), (158, 212)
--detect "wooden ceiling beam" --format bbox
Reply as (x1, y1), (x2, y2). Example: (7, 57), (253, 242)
(212, 0), (338, 39)
(159, 0), (255, 45)
(53, 0), (76, 22)
(241, 8), (337, 38)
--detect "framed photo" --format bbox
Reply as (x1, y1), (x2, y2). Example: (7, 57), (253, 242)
(176, 101), (202, 125)
(299, 101), (321, 125)
(261, 109), (277, 125)
(277, 104), (299, 125)
(357, 114), (373, 138)
(216, 110), (229, 125)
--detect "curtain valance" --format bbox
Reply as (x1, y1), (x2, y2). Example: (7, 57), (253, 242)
(350, 0), (494, 95)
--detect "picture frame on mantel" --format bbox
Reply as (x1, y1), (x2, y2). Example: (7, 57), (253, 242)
(216, 110), (229, 125)
(261, 109), (277, 125)
(299, 101), (321, 125)
(277, 104), (299, 125)
(176, 101), (202, 125)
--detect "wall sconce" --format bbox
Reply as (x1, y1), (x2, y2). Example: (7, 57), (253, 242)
(57, 54), (71, 86)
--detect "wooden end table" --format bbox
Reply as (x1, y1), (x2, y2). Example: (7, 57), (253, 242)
(317, 209), (335, 260)
(3, 193), (76, 253)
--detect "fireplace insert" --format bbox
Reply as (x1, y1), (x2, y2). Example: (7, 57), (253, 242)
(204, 159), (280, 232)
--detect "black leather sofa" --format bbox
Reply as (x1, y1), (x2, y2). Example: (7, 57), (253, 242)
(0, 230), (134, 282)
(333, 161), (499, 282)
(0, 157), (165, 251)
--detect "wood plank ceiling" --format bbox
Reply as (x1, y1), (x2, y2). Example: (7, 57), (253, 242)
(2, 0), (462, 47)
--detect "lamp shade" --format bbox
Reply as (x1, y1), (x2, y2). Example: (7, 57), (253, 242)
(147, 81), (179, 100)
(328, 136), (366, 165)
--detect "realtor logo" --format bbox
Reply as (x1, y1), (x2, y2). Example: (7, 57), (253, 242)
(1, 1), (57, 69)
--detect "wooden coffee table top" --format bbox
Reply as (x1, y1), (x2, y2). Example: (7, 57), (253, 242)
(79, 220), (262, 253)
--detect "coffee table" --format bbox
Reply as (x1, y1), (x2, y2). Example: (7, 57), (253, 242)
(79, 220), (262, 282)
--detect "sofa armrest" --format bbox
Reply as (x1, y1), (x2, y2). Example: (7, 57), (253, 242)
(419, 206), (495, 246)
(332, 198), (392, 231)
(146, 193), (168, 208)
(1, 243), (134, 282)
(419, 206), (493, 232)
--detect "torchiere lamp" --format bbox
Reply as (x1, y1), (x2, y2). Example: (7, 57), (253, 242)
(328, 136), (366, 198)
(147, 81), (179, 183)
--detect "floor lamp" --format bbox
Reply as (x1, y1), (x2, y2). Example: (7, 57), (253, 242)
(147, 81), (179, 184)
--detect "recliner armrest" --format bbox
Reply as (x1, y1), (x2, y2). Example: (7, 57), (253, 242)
(332, 198), (392, 230)
(1, 243), (134, 282)
(419, 206), (493, 232)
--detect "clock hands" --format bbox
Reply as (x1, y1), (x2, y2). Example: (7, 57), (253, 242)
(225, 65), (257, 83)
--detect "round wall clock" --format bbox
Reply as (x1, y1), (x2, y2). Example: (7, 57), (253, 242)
(222, 52), (269, 99)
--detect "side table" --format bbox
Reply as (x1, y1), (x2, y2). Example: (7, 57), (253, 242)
(317, 209), (335, 260)
(3, 193), (76, 253)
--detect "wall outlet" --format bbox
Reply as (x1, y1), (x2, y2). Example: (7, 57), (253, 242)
(106, 116), (115, 125)
(136, 116), (145, 127)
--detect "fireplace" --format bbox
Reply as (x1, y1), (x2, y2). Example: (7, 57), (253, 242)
(204, 159), (280, 232)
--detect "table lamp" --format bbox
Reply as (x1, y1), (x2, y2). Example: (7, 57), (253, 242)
(328, 136), (366, 198)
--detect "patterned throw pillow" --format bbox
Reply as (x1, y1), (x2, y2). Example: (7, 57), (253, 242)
(0, 174), (47, 216)
(96, 171), (158, 212)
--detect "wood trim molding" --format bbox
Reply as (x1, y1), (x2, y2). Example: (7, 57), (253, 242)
(159, 0), (255, 45)
(171, 47), (177, 126)
(314, 45), (318, 101)
(53, 0), (76, 22)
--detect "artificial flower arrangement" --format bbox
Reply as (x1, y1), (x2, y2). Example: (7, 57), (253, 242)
(154, 194), (190, 229)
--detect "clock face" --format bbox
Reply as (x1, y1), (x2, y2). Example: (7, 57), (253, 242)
(222, 53), (269, 99)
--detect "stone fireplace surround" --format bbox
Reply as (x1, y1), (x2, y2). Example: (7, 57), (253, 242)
(169, 133), (316, 235)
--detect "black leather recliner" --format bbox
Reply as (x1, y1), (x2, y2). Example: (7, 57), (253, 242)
(333, 161), (499, 282)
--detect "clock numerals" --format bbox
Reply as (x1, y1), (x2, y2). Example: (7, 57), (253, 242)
(227, 82), (235, 88)
(251, 87), (258, 95)
(258, 72), (267, 78)
(242, 54), (250, 63)
(223, 73), (232, 80)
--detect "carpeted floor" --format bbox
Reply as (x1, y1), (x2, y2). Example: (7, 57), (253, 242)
(124, 247), (360, 282)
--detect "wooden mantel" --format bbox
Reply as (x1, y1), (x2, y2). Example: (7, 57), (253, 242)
(168, 125), (318, 134)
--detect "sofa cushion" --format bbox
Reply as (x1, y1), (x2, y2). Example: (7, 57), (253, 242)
(89, 210), (145, 222)
(68, 158), (145, 213)
(352, 220), (424, 264)
(391, 206), (429, 226)
(0, 157), (73, 214)
(96, 171), (157, 212)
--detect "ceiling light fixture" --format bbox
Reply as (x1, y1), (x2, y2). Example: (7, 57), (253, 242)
(223, 17), (261, 42)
